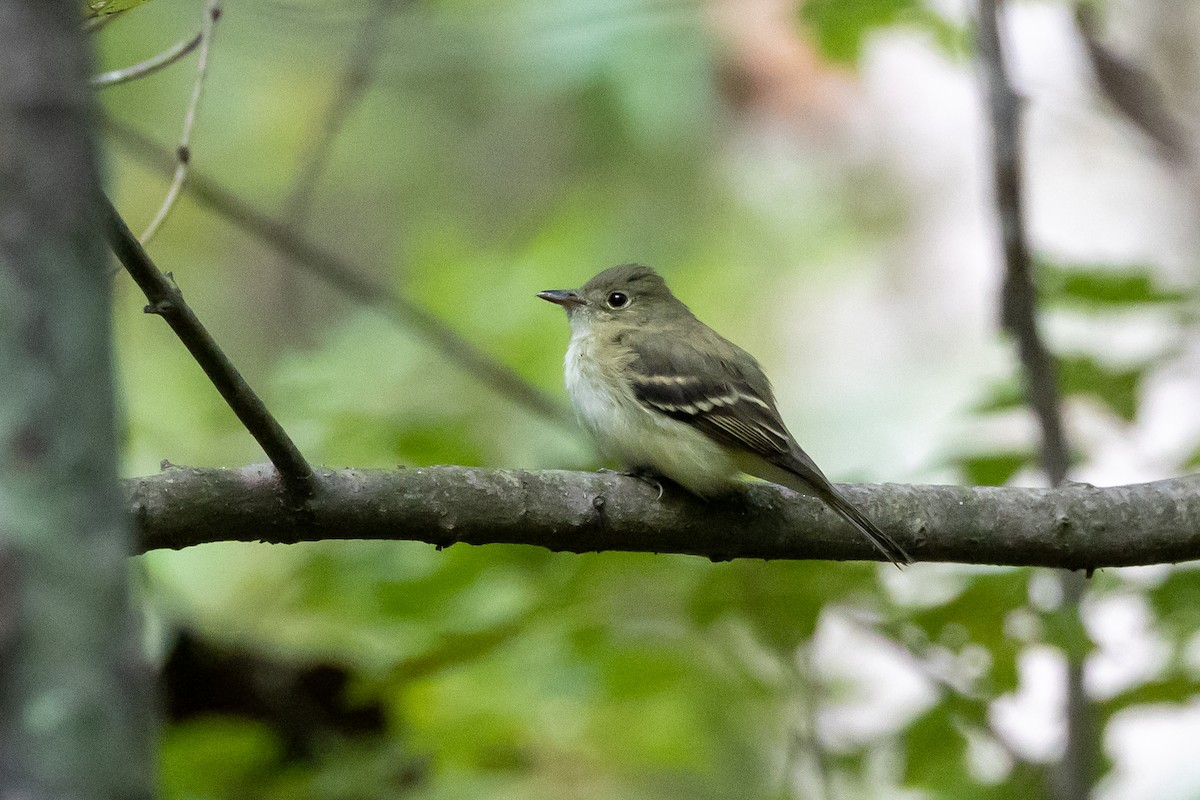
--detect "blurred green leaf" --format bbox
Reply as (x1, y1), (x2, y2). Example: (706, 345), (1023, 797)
(689, 561), (877, 651)
(971, 379), (1024, 415)
(1041, 605), (1094, 664)
(1185, 445), (1200, 468)
(957, 451), (1036, 486)
(1095, 670), (1200, 781)
(973, 355), (1147, 422)
(1039, 262), (1187, 308)
(1059, 354), (1146, 421)
(265, 740), (426, 800)
(903, 697), (1044, 799)
(801, 0), (916, 63)
(902, 703), (967, 790)
(162, 718), (282, 800)
(1101, 675), (1199, 718)
(800, 0), (963, 63)
(907, 571), (1027, 693)
(1149, 568), (1200, 640)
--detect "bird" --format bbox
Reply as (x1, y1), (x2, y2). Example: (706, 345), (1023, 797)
(537, 263), (911, 566)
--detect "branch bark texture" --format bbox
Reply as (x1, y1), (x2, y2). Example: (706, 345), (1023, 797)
(130, 467), (1200, 570)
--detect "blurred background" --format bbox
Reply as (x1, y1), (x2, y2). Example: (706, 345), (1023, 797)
(94, 0), (1200, 797)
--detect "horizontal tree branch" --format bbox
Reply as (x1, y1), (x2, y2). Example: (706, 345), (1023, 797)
(128, 466), (1200, 569)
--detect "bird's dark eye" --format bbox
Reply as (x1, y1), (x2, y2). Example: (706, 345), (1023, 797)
(606, 291), (629, 309)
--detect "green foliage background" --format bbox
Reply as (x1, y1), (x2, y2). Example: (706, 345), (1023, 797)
(94, 0), (1199, 798)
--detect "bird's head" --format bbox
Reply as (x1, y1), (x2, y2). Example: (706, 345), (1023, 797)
(538, 264), (690, 329)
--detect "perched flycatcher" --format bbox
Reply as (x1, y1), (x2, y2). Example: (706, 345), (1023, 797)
(538, 263), (911, 566)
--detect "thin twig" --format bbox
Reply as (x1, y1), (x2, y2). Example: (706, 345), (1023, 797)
(1074, 4), (1189, 164)
(140, 0), (221, 244)
(104, 118), (578, 432)
(92, 31), (202, 88)
(976, 2), (1094, 798)
(83, 8), (125, 33)
(270, 0), (396, 342)
(282, 0), (393, 227)
(100, 194), (317, 498)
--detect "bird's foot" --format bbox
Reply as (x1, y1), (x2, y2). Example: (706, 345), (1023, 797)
(598, 467), (665, 500)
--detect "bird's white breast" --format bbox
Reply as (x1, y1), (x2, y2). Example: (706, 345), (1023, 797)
(563, 318), (740, 496)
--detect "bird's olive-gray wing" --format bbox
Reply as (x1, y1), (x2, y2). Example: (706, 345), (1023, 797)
(624, 330), (912, 565)
(625, 336), (793, 460)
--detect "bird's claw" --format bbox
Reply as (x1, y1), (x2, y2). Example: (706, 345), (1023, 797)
(598, 468), (665, 500)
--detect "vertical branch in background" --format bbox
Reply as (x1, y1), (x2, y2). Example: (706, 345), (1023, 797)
(0, 0), (155, 796)
(977, 0), (1069, 483)
(976, 2), (1095, 800)
(140, 0), (221, 244)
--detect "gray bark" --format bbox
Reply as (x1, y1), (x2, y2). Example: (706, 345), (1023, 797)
(130, 466), (1200, 570)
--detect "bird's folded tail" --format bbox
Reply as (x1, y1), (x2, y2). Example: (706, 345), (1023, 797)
(815, 483), (912, 567)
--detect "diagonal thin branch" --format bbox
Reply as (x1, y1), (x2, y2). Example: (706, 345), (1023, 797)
(268, 0), (397, 343)
(83, 8), (126, 33)
(279, 0), (395, 229)
(104, 118), (578, 432)
(976, 2), (1095, 798)
(1074, 4), (1189, 164)
(140, 0), (221, 244)
(127, 466), (1200, 567)
(91, 31), (202, 88)
(100, 194), (316, 498)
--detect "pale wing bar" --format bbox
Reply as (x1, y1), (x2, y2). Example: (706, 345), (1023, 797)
(631, 372), (793, 459)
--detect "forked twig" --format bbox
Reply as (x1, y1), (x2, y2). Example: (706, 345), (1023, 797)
(101, 193), (317, 498)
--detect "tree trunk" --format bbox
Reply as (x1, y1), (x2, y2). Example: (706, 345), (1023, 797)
(0, 2), (156, 796)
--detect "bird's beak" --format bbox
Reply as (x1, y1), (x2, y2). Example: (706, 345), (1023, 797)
(537, 289), (585, 308)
